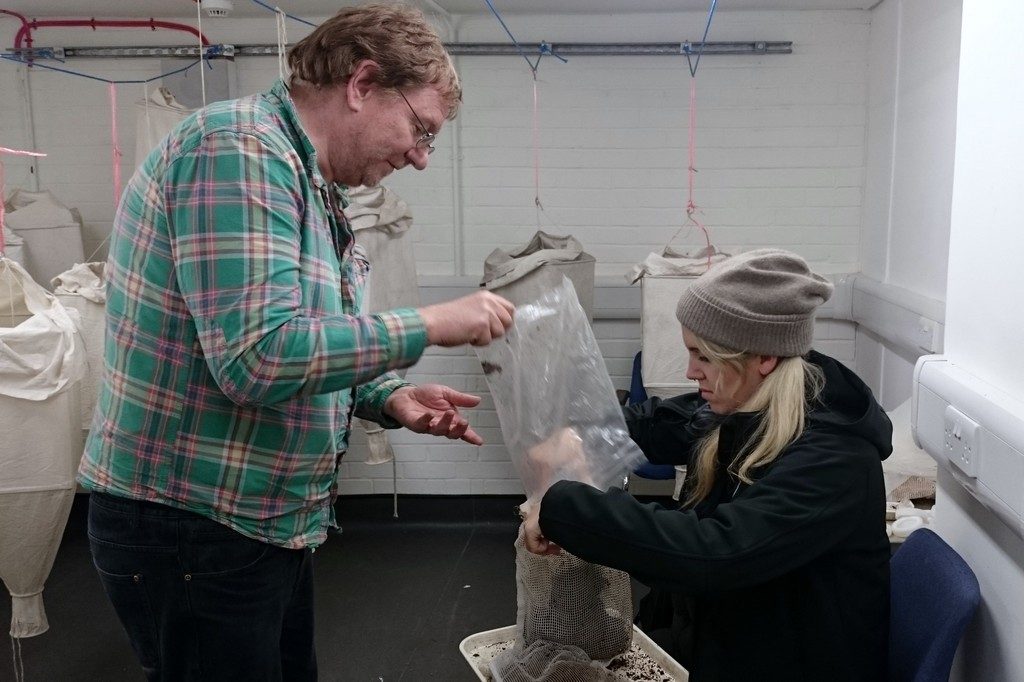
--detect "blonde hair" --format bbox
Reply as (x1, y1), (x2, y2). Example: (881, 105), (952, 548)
(683, 335), (824, 507)
(287, 3), (462, 118)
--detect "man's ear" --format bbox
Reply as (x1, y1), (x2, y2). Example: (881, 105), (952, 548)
(758, 355), (780, 377)
(345, 59), (381, 112)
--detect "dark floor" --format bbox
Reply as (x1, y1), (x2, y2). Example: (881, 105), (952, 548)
(1, 493), (528, 681)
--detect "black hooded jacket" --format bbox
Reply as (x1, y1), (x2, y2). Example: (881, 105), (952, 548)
(539, 351), (892, 681)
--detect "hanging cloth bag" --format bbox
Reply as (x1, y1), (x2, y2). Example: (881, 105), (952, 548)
(0, 257), (86, 638)
(481, 231), (597, 321)
(52, 262), (107, 433)
(345, 185), (420, 467)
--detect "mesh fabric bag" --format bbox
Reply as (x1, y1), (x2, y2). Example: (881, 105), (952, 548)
(513, 530), (633, 659)
(489, 639), (619, 682)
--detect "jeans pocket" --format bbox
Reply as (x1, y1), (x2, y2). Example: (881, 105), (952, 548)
(92, 563), (161, 675)
(184, 520), (275, 577)
(88, 497), (178, 678)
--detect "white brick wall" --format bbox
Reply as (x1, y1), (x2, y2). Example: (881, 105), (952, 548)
(437, 9), (869, 278)
(0, 9), (869, 495)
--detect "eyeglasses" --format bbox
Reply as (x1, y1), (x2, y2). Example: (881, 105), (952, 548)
(397, 90), (436, 155)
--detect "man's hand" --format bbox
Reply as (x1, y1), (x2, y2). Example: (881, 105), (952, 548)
(520, 500), (562, 556)
(383, 384), (484, 445)
(418, 291), (515, 347)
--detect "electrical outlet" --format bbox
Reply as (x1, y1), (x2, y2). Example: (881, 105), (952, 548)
(944, 405), (981, 477)
(916, 317), (942, 353)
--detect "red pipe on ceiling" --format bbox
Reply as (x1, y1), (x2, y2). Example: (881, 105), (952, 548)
(13, 18), (211, 51)
(0, 9), (32, 48)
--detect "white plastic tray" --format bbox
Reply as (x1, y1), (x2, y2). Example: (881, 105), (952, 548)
(459, 624), (688, 681)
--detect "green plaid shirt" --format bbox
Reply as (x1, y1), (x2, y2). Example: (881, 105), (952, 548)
(78, 80), (427, 548)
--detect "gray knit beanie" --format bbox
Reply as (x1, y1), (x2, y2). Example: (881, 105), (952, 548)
(675, 248), (833, 357)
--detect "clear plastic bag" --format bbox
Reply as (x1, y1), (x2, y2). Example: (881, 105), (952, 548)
(475, 277), (645, 503)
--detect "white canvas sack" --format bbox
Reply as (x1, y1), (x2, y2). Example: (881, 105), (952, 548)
(481, 231), (597, 321)
(53, 262), (106, 431)
(134, 86), (192, 166)
(3, 190), (85, 291)
(345, 185), (420, 467)
(629, 246), (729, 398)
(0, 257), (86, 638)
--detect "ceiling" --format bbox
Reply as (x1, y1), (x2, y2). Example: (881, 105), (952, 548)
(2, 0), (877, 20)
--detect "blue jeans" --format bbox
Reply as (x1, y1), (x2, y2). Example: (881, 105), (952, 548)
(87, 492), (317, 681)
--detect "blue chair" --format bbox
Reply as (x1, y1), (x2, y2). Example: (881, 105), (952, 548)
(889, 528), (981, 682)
(623, 352), (677, 489)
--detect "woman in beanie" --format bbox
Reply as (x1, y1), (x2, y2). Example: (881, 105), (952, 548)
(523, 248), (892, 681)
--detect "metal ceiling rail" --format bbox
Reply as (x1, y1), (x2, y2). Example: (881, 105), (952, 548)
(6, 46), (235, 59)
(5, 40), (791, 61)
(444, 41), (791, 56)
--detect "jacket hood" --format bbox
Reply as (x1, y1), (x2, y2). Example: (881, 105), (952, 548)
(807, 350), (892, 461)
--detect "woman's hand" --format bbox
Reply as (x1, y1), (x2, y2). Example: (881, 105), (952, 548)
(522, 427), (594, 497)
(520, 500), (562, 556)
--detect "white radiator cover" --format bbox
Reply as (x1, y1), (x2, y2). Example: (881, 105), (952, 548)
(912, 355), (1024, 539)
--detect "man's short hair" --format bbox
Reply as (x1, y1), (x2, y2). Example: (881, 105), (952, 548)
(287, 3), (461, 118)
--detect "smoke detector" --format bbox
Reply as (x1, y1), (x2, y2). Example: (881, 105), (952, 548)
(201, 0), (234, 18)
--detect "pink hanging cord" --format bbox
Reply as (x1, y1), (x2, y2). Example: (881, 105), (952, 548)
(685, 76), (713, 270)
(109, 83), (123, 209)
(0, 146), (47, 256)
(532, 72), (541, 227)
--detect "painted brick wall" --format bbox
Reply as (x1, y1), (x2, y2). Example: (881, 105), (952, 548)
(0, 9), (867, 495)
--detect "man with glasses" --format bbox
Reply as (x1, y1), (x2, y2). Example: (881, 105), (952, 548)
(78, 4), (512, 679)
(398, 89), (437, 155)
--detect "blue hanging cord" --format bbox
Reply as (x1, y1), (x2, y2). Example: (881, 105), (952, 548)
(201, 43), (222, 71)
(249, 0), (317, 28)
(531, 41), (567, 71)
(148, 59), (205, 83)
(484, 1), (567, 74)
(685, 0), (718, 78)
(483, 0), (537, 72)
(483, 2), (567, 74)
(0, 53), (203, 85)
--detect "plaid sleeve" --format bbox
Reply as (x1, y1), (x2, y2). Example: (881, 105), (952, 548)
(164, 131), (427, 406)
(354, 372), (412, 429)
